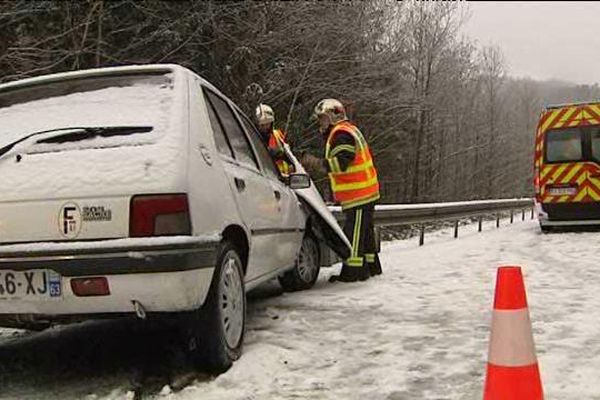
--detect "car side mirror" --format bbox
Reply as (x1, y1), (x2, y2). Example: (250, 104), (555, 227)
(288, 173), (311, 189)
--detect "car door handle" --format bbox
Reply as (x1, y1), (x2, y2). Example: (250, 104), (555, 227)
(234, 177), (246, 192)
(273, 190), (281, 201)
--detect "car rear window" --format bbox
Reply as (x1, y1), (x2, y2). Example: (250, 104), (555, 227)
(546, 128), (583, 163)
(0, 72), (175, 152)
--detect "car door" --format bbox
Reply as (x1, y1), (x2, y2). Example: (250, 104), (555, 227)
(203, 89), (282, 282)
(235, 111), (304, 270)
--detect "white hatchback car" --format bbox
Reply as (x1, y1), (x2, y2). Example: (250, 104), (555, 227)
(0, 64), (351, 371)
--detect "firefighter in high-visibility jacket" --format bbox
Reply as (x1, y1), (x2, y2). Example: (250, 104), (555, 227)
(255, 103), (293, 177)
(311, 98), (383, 282)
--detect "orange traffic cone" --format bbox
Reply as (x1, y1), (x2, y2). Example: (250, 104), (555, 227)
(483, 266), (544, 400)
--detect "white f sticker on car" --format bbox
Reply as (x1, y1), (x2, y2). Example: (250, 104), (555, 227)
(59, 203), (82, 239)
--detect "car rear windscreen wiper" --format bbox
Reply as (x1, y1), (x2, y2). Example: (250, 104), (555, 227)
(0, 126), (153, 159)
(36, 126), (153, 144)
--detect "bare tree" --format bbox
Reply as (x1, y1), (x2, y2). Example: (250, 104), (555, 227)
(394, 1), (469, 201)
(479, 45), (505, 197)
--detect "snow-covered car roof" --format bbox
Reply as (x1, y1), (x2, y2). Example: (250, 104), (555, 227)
(0, 64), (183, 92)
(0, 64), (233, 107)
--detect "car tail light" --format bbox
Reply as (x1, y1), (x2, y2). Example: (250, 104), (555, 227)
(130, 194), (191, 237)
(71, 277), (110, 296)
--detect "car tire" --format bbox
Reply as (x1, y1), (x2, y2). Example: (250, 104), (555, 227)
(279, 234), (320, 291)
(185, 241), (245, 372)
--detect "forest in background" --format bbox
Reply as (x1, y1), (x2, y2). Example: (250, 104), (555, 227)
(2, 1), (599, 202)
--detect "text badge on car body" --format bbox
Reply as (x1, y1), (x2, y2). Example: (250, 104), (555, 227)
(58, 203), (82, 239)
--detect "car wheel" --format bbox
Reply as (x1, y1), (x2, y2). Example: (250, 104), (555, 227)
(279, 234), (320, 291)
(186, 241), (245, 372)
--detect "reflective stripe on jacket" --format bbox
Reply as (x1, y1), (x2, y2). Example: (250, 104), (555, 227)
(325, 121), (380, 210)
(268, 129), (291, 176)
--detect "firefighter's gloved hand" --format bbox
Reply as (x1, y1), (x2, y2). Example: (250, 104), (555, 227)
(300, 153), (326, 179)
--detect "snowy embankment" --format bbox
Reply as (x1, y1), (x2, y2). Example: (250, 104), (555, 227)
(2, 218), (599, 399)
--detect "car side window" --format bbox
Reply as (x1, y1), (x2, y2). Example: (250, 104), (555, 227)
(238, 112), (282, 180)
(204, 90), (259, 169)
(204, 94), (234, 158)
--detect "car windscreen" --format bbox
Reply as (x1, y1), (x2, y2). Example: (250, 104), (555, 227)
(545, 128), (583, 163)
(0, 72), (175, 153)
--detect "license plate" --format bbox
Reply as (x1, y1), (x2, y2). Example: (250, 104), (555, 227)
(548, 187), (577, 196)
(0, 270), (62, 300)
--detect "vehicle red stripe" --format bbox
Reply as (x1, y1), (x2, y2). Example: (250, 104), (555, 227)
(569, 169), (591, 202)
(576, 187), (593, 203)
(584, 105), (600, 121)
(545, 107), (570, 131)
(554, 165), (576, 184)
(535, 125), (545, 146)
(586, 182), (600, 198)
(563, 107), (583, 126)
(540, 165), (561, 187)
(537, 111), (553, 130)
(570, 166), (588, 185)
(573, 181), (600, 202)
(565, 173), (587, 201)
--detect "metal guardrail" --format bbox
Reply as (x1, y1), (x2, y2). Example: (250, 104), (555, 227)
(328, 198), (535, 246)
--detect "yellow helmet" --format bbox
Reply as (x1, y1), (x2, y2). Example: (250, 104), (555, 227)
(313, 98), (347, 125)
(255, 103), (275, 124)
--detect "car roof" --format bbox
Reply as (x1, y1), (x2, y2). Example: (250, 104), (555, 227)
(0, 64), (182, 93)
(0, 63), (232, 101)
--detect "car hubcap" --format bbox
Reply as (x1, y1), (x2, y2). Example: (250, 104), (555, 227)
(297, 237), (318, 283)
(220, 252), (244, 349)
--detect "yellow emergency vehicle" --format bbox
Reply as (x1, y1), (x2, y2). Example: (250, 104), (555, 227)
(534, 101), (600, 231)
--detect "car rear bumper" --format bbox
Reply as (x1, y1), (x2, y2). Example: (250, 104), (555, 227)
(0, 236), (219, 325)
(540, 201), (600, 220)
(538, 201), (600, 226)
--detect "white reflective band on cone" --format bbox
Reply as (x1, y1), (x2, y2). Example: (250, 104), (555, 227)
(488, 308), (537, 366)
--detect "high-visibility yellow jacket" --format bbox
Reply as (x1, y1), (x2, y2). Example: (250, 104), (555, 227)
(325, 121), (380, 210)
(268, 129), (292, 176)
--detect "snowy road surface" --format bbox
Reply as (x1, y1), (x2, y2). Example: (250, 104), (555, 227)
(1, 218), (600, 399)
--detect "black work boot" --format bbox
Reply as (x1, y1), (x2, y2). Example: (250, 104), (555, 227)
(358, 266), (370, 281)
(368, 255), (382, 276)
(369, 263), (382, 276)
(329, 274), (359, 283)
(329, 265), (359, 283)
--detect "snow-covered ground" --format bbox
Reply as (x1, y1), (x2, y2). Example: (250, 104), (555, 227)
(2, 218), (600, 399)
